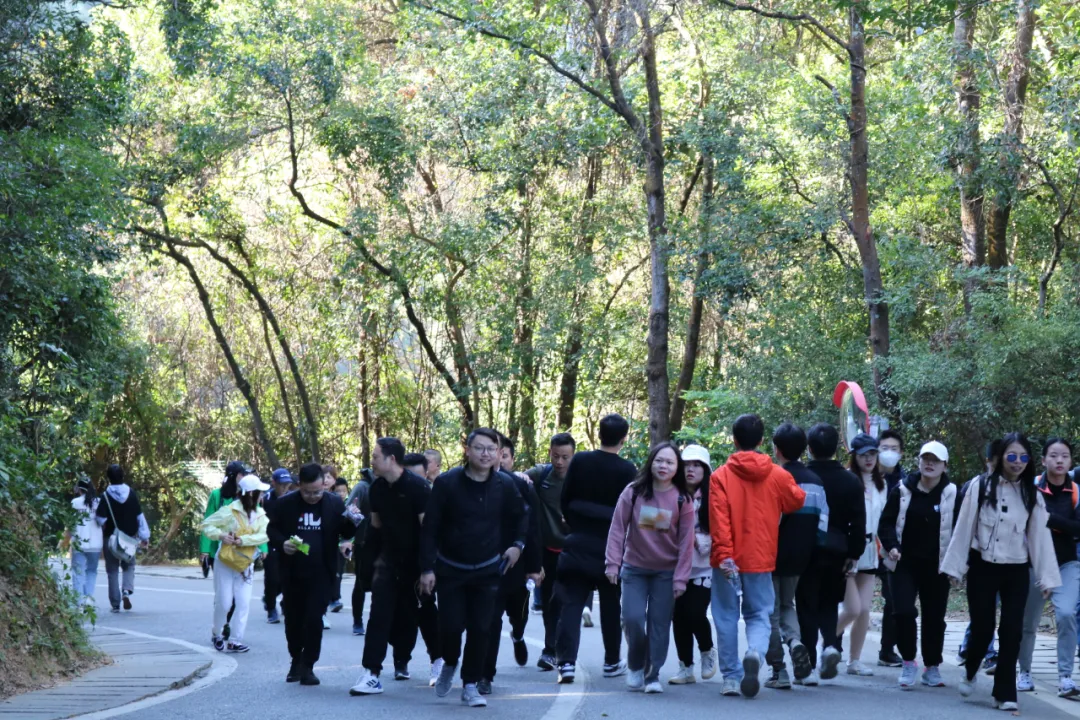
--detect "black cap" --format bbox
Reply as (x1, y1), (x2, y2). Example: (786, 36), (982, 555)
(851, 433), (879, 456)
(225, 460), (251, 481)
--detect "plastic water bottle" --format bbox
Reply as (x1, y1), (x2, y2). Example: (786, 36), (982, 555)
(729, 568), (742, 598)
(526, 578), (536, 594)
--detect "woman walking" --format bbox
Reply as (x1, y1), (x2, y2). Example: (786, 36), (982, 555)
(605, 442), (694, 694)
(878, 441), (957, 690)
(837, 434), (888, 676)
(667, 444), (717, 685)
(1018, 437), (1080, 699)
(944, 433), (1061, 712)
(200, 474), (271, 653)
(68, 478), (102, 603)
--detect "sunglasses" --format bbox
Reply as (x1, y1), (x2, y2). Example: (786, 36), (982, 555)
(1006, 453), (1030, 463)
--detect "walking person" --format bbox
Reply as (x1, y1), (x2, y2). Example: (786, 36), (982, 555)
(877, 441), (957, 690)
(95, 464), (150, 613)
(710, 414), (807, 698)
(200, 461), (248, 636)
(667, 444), (718, 685)
(201, 473), (271, 654)
(403, 452), (444, 685)
(346, 468), (374, 636)
(267, 463), (356, 686)
(424, 449), (442, 483)
(765, 423), (826, 690)
(68, 478), (102, 604)
(1018, 437), (1080, 699)
(328, 476), (350, 614)
(554, 414), (636, 681)
(876, 429), (905, 668)
(944, 433), (1061, 712)
(836, 433), (888, 677)
(262, 468), (294, 624)
(797, 424), (866, 684)
(419, 428), (528, 708)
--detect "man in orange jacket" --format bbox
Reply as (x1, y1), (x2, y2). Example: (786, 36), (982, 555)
(709, 414), (806, 699)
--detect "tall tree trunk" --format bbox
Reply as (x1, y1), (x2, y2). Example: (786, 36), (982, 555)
(513, 180), (537, 463)
(262, 315), (302, 469)
(358, 310), (374, 468)
(986, 0), (1036, 269)
(954, 0), (985, 273)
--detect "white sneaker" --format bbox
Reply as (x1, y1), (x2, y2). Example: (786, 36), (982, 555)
(582, 608), (593, 627)
(668, 663), (696, 685)
(1060, 676), (1080, 699)
(462, 683), (487, 708)
(820, 647), (841, 680)
(644, 681), (663, 694)
(1017, 671), (1034, 692)
(898, 661), (918, 690)
(627, 669), (645, 691)
(701, 648), (718, 680)
(794, 670), (820, 687)
(349, 671), (384, 695)
(322, 614), (330, 630)
(846, 660), (874, 676)
(959, 674), (977, 697)
(429, 658), (445, 687)
(720, 677), (741, 696)
(994, 700), (1018, 711)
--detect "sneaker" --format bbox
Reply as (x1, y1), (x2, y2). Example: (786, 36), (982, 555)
(994, 700), (1018, 711)
(668, 663), (695, 685)
(435, 661), (456, 697)
(1017, 671), (1034, 692)
(322, 614), (330, 630)
(477, 679), (492, 695)
(300, 666), (320, 686)
(847, 660), (874, 676)
(701, 648), (718, 680)
(462, 683), (487, 707)
(820, 647), (841, 680)
(429, 658), (445, 687)
(212, 635), (225, 652)
(983, 656), (998, 676)
(959, 674), (977, 697)
(350, 671), (384, 695)
(286, 660), (301, 683)
(226, 641), (249, 653)
(644, 681), (663, 694)
(531, 604), (542, 615)
(741, 651), (762, 698)
(513, 637), (528, 667)
(352, 623), (365, 636)
(764, 668), (792, 690)
(267, 608), (281, 624)
(898, 661), (918, 689)
(558, 664), (576, 684)
(329, 600), (343, 613)
(720, 677), (741, 696)
(627, 669), (645, 692)
(1059, 676), (1079, 699)
(922, 666), (945, 687)
(582, 607), (594, 627)
(110, 607), (120, 613)
(794, 670), (820, 687)
(790, 642), (812, 680)
(122, 591), (132, 611)
(394, 663), (410, 681)
(878, 649), (903, 667)
(603, 660), (628, 678)
(537, 653), (556, 671)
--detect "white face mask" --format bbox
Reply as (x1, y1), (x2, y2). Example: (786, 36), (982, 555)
(879, 449), (901, 470)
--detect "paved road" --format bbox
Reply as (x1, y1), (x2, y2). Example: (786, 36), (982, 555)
(83, 568), (1076, 720)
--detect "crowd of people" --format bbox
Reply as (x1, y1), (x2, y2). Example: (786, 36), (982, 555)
(71, 414), (1080, 713)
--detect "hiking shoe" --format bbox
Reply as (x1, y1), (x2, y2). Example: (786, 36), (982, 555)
(267, 608), (281, 624)
(329, 600), (343, 613)
(513, 637), (528, 667)
(899, 661), (918, 689)
(212, 634), (225, 652)
(668, 662), (695, 685)
(435, 661), (456, 697)
(321, 614), (330, 630)
(462, 683), (487, 707)
(820, 647), (841, 680)
(764, 668), (792, 690)
(350, 671), (384, 695)
(477, 678), (492, 695)
(226, 641), (249, 653)
(627, 669), (645, 691)
(300, 666), (320, 686)
(983, 656), (998, 675)
(790, 642), (812, 680)
(603, 660), (628, 678)
(922, 666), (945, 687)
(1017, 672), (1034, 692)
(720, 677), (740, 696)
(1059, 676), (1079, 699)
(394, 663), (410, 681)
(353, 622), (365, 636)
(846, 660), (874, 676)
(429, 658), (445, 687)
(959, 674), (977, 697)
(701, 647), (718, 680)
(878, 649), (903, 667)
(582, 608), (594, 627)
(558, 664), (576, 684)
(537, 653), (556, 671)
(644, 681), (663, 694)
(994, 700), (1018, 711)
(741, 651), (762, 698)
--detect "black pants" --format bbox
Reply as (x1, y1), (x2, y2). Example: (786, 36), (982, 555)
(437, 566), (500, 684)
(362, 560), (420, 675)
(965, 554), (1028, 703)
(880, 572), (897, 655)
(418, 592), (441, 662)
(332, 554), (345, 603)
(283, 578), (329, 668)
(555, 571), (622, 666)
(484, 580), (531, 680)
(352, 544), (375, 627)
(263, 551), (282, 613)
(795, 556), (845, 667)
(673, 581), (713, 666)
(889, 560), (949, 667)
(540, 549), (561, 655)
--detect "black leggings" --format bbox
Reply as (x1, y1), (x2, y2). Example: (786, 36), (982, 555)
(965, 553), (1028, 703)
(672, 581), (713, 666)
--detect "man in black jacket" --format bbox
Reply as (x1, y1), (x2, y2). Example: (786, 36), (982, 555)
(346, 468), (375, 636)
(419, 428), (528, 708)
(96, 464), (150, 613)
(876, 429), (905, 667)
(267, 463), (355, 686)
(262, 468), (295, 624)
(796, 423), (866, 683)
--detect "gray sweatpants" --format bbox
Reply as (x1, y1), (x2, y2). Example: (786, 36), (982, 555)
(104, 551), (135, 609)
(620, 564), (675, 684)
(767, 574), (801, 670)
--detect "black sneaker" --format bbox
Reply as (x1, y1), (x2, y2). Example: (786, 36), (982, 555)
(878, 649), (903, 668)
(394, 663), (411, 681)
(557, 664), (576, 684)
(212, 634), (225, 652)
(286, 661), (301, 683)
(513, 637), (529, 667)
(537, 653), (556, 671)
(477, 678), (492, 695)
(300, 666), (320, 686)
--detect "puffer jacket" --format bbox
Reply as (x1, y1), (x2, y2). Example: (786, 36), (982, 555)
(709, 451), (806, 573)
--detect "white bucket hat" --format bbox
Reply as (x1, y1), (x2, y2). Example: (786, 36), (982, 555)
(681, 444), (713, 474)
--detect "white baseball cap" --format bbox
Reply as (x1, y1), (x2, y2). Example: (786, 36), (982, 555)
(238, 474), (271, 493)
(919, 441), (949, 463)
(682, 444), (712, 473)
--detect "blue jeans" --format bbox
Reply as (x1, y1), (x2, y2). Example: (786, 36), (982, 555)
(711, 569), (774, 680)
(620, 565), (675, 684)
(71, 550), (100, 598)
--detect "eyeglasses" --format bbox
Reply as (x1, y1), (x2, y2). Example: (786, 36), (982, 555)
(470, 445), (499, 456)
(1006, 453), (1030, 463)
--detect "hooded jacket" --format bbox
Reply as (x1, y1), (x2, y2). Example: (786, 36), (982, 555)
(95, 484), (151, 541)
(709, 451), (806, 573)
(775, 461), (828, 577)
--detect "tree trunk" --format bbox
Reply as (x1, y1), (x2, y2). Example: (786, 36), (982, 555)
(358, 310), (374, 469)
(513, 180), (537, 463)
(262, 314), (302, 469)
(954, 0), (985, 272)
(986, 0), (1036, 269)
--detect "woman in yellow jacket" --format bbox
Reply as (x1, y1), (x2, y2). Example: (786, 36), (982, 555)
(200, 474), (270, 653)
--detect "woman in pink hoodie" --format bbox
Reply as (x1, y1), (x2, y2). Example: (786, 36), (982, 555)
(605, 441), (695, 694)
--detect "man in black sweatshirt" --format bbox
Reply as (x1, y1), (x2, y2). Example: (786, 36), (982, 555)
(796, 423), (866, 683)
(554, 414), (636, 681)
(420, 428), (528, 708)
(875, 429), (906, 667)
(267, 463), (355, 687)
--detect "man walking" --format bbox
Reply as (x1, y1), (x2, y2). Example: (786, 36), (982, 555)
(346, 468), (374, 636)
(96, 464), (150, 613)
(262, 468), (295, 624)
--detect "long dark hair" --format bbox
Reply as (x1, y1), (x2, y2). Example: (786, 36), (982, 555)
(981, 432), (1037, 513)
(630, 442), (688, 501)
(239, 490), (260, 514)
(847, 453), (885, 492)
(75, 477), (97, 512)
(697, 469), (711, 532)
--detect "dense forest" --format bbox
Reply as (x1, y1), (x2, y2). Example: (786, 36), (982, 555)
(4, 0), (1080, 672)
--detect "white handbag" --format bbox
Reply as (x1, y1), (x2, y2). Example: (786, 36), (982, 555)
(104, 494), (139, 563)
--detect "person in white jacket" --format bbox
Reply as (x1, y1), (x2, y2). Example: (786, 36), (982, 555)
(666, 445), (718, 685)
(200, 474), (270, 653)
(68, 478), (102, 602)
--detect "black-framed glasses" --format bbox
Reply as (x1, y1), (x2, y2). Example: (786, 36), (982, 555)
(470, 445), (499, 456)
(1006, 453), (1030, 463)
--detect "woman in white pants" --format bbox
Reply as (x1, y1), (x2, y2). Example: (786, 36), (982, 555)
(200, 474), (270, 653)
